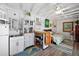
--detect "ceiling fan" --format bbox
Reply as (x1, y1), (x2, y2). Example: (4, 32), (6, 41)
(55, 5), (64, 15)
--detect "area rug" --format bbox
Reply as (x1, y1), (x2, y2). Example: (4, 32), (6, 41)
(62, 39), (73, 46)
(15, 46), (41, 56)
(52, 39), (73, 55)
(50, 44), (72, 56)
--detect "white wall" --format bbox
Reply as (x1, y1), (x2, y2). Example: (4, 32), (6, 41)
(56, 18), (76, 39)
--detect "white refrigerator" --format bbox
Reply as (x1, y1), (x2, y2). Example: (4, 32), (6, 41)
(0, 24), (9, 56)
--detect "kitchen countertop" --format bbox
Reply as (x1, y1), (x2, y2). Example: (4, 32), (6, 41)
(10, 34), (24, 37)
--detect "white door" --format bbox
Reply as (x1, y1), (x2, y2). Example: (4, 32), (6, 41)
(10, 37), (18, 56)
(17, 36), (24, 53)
(0, 36), (9, 56)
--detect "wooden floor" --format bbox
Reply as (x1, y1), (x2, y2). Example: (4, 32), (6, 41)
(72, 42), (79, 56)
(33, 45), (71, 56)
(33, 41), (79, 56)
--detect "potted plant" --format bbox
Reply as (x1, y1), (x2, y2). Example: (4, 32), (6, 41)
(75, 20), (79, 25)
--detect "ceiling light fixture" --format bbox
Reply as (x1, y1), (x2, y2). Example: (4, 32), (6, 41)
(55, 6), (64, 15)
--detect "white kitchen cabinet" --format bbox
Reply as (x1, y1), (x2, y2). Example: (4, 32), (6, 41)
(0, 24), (9, 56)
(10, 37), (17, 56)
(10, 36), (24, 56)
(0, 36), (9, 56)
(29, 33), (34, 46)
(24, 33), (34, 49)
(24, 33), (30, 48)
(23, 16), (34, 49)
(17, 37), (24, 53)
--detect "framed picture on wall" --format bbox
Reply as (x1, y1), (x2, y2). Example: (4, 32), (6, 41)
(63, 22), (73, 32)
(45, 19), (49, 28)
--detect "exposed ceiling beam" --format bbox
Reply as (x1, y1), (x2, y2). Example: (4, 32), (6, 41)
(44, 4), (78, 19)
(57, 10), (79, 17)
(63, 7), (79, 14)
